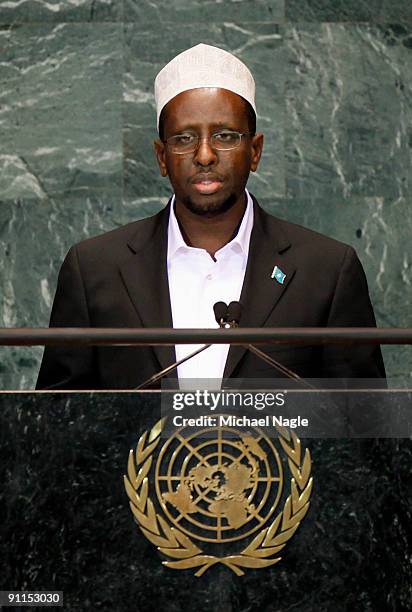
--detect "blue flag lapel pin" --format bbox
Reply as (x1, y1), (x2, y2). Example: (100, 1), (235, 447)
(271, 265), (286, 285)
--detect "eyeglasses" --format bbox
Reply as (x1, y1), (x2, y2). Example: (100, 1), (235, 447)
(163, 130), (251, 154)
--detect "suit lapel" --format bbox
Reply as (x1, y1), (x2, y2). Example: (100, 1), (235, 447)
(117, 198), (295, 378)
(223, 200), (296, 378)
(119, 204), (176, 371)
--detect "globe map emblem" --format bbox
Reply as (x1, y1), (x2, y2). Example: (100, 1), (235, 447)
(155, 424), (284, 543)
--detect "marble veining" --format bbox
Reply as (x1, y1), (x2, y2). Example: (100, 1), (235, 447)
(286, 0), (412, 23)
(124, 0), (284, 24)
(285, 24), (412, 201)
(0, 0), (122, 22)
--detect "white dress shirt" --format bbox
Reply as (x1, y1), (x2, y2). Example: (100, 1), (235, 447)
(167, 190), (254, 388)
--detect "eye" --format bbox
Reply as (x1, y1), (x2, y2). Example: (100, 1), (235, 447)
(174, 133), (196, 144)
(213, 131), (238, 143)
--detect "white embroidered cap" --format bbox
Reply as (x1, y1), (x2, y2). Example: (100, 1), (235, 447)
(154, 43), (256, 129)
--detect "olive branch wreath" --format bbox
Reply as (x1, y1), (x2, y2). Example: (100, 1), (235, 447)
(124, 418), (313, 577)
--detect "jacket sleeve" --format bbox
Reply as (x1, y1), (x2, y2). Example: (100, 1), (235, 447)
(322, 246), (386, 380)
(36, 245), (98, 389)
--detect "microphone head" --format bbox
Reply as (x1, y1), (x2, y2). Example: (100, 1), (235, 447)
(213, 301), (228, 325)
(227, 301), (242, 325)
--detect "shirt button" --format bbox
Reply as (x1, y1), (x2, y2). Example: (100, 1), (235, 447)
(206, 274), (212, 280)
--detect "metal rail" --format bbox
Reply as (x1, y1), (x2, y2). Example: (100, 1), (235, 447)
(0, 327), (411, 346)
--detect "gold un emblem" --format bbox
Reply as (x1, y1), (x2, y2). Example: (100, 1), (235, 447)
(124, 418), (313, 576)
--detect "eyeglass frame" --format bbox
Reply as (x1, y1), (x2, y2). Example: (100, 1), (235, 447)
(161, 130), (254, 154)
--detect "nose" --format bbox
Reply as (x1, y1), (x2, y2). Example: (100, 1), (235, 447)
(193, 136), (218, 166)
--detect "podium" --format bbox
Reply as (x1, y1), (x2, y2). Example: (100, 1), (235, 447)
(1, 390), (411, 611)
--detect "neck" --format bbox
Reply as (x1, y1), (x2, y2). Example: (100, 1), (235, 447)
(174, 192), (247, 258)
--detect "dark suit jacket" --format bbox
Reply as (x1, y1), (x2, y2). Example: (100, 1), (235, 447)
(36, 197), (385, 389)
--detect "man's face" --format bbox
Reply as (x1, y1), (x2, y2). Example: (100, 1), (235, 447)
(154, 88), (263, 217)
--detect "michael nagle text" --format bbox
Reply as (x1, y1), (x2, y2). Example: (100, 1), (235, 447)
(173, 414), (309, 429)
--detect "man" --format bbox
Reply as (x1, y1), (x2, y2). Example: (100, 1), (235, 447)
(37, 44), (385, 390)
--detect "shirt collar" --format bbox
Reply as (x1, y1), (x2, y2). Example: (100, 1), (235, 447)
(167, 189), (254, 261)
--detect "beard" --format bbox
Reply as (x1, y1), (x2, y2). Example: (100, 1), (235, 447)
(180, 191), (239, 217)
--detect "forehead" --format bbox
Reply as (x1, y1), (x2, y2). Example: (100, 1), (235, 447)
(162, 87), (250, 132)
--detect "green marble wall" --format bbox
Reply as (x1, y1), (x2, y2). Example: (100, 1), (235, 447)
(0, 1), (411, 388)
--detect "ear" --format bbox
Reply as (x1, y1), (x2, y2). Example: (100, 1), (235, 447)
(154, 139), (168, 177)
(250, 133), (264, 172)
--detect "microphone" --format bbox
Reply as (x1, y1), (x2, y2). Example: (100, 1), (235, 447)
(227, 301), (242, 327)
(135, 301), (228, 390)
(213, 301), (229, 328)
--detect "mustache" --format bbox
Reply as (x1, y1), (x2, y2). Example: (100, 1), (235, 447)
(190, 172), (224, 184)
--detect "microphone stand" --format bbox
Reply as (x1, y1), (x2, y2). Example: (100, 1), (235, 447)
(134, 343), (211, 390)
(245, 343), (315, 389)
(225, 301), (315, 389)
(135, 304), (231, 390)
